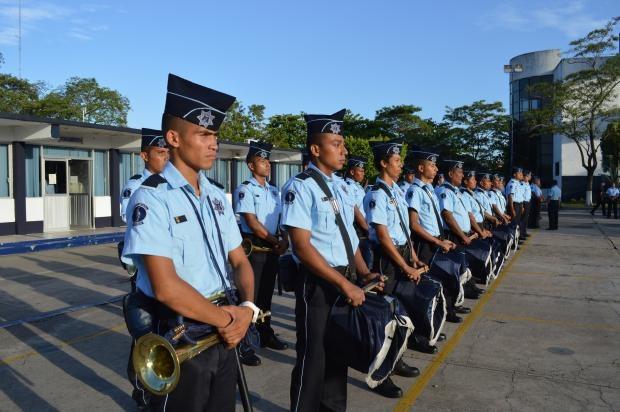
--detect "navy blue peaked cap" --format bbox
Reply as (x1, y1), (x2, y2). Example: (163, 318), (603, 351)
(164, 73), (236, 132)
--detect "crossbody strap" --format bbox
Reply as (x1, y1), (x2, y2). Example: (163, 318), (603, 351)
(304, 169), (356, 279)
(414, 182), (444, 238)
(376, 181), (414, 263)
(180, 187), (235, 300)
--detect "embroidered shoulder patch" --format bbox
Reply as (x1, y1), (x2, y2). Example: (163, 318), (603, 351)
(132, 203), (148, 225)
(285, 191), (295, 204)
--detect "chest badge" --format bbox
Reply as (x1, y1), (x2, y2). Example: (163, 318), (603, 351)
(211, 198), (225, 215)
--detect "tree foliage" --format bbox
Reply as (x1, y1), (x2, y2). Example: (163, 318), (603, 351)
(526, 17), (620, 202)
(444, 100), (510, 171)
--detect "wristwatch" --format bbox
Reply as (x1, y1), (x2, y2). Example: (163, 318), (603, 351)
(240, 301), (260, 323)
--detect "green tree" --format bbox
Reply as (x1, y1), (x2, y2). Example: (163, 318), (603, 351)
(602, 121), (620, 183)
(374, 105), (429, 140)
(344, 110), (381, 139)
(0, 73), (44, 114)
(37, 77), (130, 125)
(526, 17), (620, 204)
(443, 100), (510, 171)
(219, 102), (266, 142)
(264, 113), (307, 149)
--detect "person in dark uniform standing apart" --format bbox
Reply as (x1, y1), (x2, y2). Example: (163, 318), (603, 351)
(119, 129), (169, 223)
(547, 180), (562, 229)
(283, 109), (382, 412)
(233, 140), (289, 367)
(590, 180), (608, 216)
(344, 156), (373, 268)
(122, 74), (258, 411)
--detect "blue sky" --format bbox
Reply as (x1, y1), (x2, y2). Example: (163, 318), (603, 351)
(0, 0), (616, 129)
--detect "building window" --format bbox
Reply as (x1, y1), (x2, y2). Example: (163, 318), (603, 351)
(234, 159), (248, 189)
(119, 152), (133, 189)
(44, 160), (67, 195)
(0, 144), (9, 197)
(25, 145), (41, 197)
(94, 150), (109, 196)
(132, 153), (145, 175)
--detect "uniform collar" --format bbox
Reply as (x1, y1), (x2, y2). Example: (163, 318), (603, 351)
(142, 168), (153, 179)
(162, 162), (212, 194)
(413, 177), (433, 189)
(308, 162), (336, 182)
(443, 182), (458, 192)
(249, 176), (268, 189)
(376, 177), (398, 192)
(345, 177), (361, 186)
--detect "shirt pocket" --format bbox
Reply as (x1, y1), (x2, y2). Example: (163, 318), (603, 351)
(170, 218), (203, 267)
(315, 199), (335, 231)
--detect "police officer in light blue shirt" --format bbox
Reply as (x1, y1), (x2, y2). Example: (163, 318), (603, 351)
(547, 180), (562, 229)
(398, 166), (415, 195)
(520, 170), (533, 238)
(459, 170), (492, 240)
(491, 174), (511, 224)
(119, 129), (169, 223)
(363, 139), (424, 397)
(436, 160), (473, 244)
(344, 155), (372, 268)
(505, 167), (525, 235)
(474, 172), (500, 228)
(121, 74), (257, 411)
(233, 140), (289, 364)
(283, 109), (381, 412)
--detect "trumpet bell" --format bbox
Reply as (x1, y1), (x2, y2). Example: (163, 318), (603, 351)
(133, 333), (181, 396)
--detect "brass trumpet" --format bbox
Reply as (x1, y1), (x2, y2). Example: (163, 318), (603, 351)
(132, 298), (271, 396)
(241, 237), (273, 256)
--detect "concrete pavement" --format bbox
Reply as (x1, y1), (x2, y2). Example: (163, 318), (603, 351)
(0, 209), (618, 411)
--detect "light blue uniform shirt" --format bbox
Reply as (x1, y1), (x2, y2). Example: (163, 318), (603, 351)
(531, 183), (542, 197)
(121, 162), (242, 299)
(460, 188), (484, 223)
(492, 189), (506, 212)
(437, 183), (471, 233)
(344, 177), (366, 217)
(549, 185), (562, 200)
(605, 187), (619, 197)
(474, 188), (493, 215)
(281, 163), (358, 267)
(120, 169), (152, 223)
(522, 181), (532, 201)
(505, 178), (524, 203)
(406, 178), (443, 237)
(234, 177), (281, 235)
(399, 181), (412, 196)
(364, 177), (410, 246)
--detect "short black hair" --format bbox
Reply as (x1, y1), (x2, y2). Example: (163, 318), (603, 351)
(373, 153), (396, 172)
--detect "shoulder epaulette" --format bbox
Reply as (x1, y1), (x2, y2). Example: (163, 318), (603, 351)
(371, 183), (381, 191)
(241, 180), (250, 185)
(130, 174), (141, 180)
(441, 183), (452, 189)
(295, 171), (311, 181)
(208, 177), (224, 190)
(459, 188), (467, 193)
(142, 174), (167, 188)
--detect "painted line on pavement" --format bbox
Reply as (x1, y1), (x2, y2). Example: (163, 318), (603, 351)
(394, 235), (533, 412)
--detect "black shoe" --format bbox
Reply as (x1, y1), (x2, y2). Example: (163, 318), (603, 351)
(393, 359), (420, 378)
(446, 313), (463, 323)
(372, 377), (403, 398)
(464, 289), (481, 299)
(454, 306), (471, 314)
(408, 338), (438, 354)
(260, 333), (288, 351)
(438, 332), (447, 341)
(239, 350), (261, 367)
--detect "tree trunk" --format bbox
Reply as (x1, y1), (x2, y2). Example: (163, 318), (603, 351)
(585, 170), (594, 206)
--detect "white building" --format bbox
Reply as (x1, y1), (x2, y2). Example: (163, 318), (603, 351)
(507, 49), (619, 199)
(0, 113), (301, 236)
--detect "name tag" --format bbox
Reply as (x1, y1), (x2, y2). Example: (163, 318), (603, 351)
(174, 215), (187, 224)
